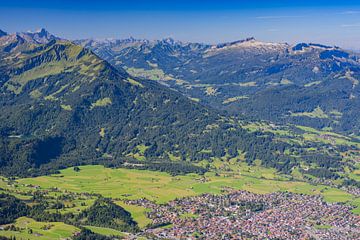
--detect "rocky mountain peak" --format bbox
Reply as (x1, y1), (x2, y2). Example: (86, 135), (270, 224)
(20, 28), (60, 44)
(33, 28), (49, 37)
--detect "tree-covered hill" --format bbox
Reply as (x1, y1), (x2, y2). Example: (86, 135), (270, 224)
(0, 30), (358, 188)
(77, 37), (360, 134)
(0, 31), (295, 177)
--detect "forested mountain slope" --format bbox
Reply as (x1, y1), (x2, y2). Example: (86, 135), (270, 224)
(0, 29), (359, 190)
(77, 37), (360, 134)
(0, 30), (294, 177)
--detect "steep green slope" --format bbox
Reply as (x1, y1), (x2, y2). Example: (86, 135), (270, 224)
(236, 78), (360, 132)
(77, 38), (360, 134)
(0, 35), (294, 177)
(1, 31), (359, 191)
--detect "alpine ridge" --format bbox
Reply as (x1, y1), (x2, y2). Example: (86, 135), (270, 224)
(1, 2), (360, 238)
(76, 36), (360, 134)
(0, 30), (295, 177)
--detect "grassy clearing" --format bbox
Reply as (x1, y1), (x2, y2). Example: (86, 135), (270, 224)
(90, 97), (112, 109)
(188, 97), (200, 102)
(126, 78), (144, 88)
(99, 127), (106, 138)
(291, 106), (329, 119)
(238, 81), (257, 87)
(126, 144), (149, 160)
(47, 198), (96, 215)
(29, 89), (42, 99)
(321, 188), (353, 203)
(280, 79), (293, 85)
(304, 81), (321, 87)
(83, 226), (126, 237)
(116, 202), (152, 228)
(205, 87), (218, 96)
(180, 213), (199, 219)
(0, 217), (79, 240)
(126, 67), (173, 81)
(60, 104), (72, 111)
(222, 96), (248, 104)
(314, 224), (332, 230)
(136, 144), (149, 154)
(296, 125), (360, 148)
(241, 122), (292, 136)
(351, 198), (360, 214)
(7, 62), (68, 94)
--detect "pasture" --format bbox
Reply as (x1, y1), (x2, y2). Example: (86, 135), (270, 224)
(17, 165), (359, 211)
(0, 164), (359, 240)
(0, 217), (79, 240)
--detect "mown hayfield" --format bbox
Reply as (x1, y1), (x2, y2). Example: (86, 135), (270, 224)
(83, 225), (126, 237)
(115, 201), (152, 228)
(18, 165), (197, 203)
(0, 217), (79, 240)
(17, 165), (358, 212)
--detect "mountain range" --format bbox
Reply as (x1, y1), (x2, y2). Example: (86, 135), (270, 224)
(76, 36), (360, 135)
(0, 29), (297, 177)
(0, 29), (358, 185)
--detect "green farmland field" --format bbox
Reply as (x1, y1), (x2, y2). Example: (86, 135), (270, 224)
(0, 164), (359, 240)
(16, 165), (359, 211)
(0, 217), (79, 240)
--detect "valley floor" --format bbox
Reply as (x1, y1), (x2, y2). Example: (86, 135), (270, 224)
(0, 164), (359, 239)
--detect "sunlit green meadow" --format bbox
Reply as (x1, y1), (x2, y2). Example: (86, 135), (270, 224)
(16, 165), (359, 212)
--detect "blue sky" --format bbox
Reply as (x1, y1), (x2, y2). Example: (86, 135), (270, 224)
(1, 0), (360, 49)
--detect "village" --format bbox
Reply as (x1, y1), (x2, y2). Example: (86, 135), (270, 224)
(125, 190), (360, 239)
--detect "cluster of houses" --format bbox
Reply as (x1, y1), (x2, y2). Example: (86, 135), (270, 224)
(126, 190), (360, 239)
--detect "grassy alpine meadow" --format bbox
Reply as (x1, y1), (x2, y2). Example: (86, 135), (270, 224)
(115, 202), (152, 228)
(0, 217), (79, 240)
(83, 226), (126, 237)
(14, 165), (360, 213)
(0, 162), (358, 240)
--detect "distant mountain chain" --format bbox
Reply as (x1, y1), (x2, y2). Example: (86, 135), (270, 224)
(75, 34), (360, 135)
(2, 26), (360, 240)
(0, 28), (358, 182)
(0, 28), (297, 176)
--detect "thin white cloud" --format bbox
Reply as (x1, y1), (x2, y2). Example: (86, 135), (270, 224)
(340, 10), (360, 15)
(256, 15), (304, 20)
(341, 23), (360, 28)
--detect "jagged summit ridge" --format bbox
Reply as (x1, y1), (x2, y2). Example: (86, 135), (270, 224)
(0, 28), (60, 45)
(4, 28), (351, 56)
(20, 28), (60, 44)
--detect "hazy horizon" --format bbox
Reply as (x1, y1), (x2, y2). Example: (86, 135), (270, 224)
(1, 0), (360, 50)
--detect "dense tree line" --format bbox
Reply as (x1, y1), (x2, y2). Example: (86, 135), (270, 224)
(0, 194), (29, 224)
(342, 179), (360, 188)
(76, 198), (139, 233)
(302, 168), (340, 180)
(302, 154), (342, 169)
(0, 193), (138, 235)
(0, 124), (345, 178)
(73, 229), (113, 240)
(122, 160), (207, 176)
